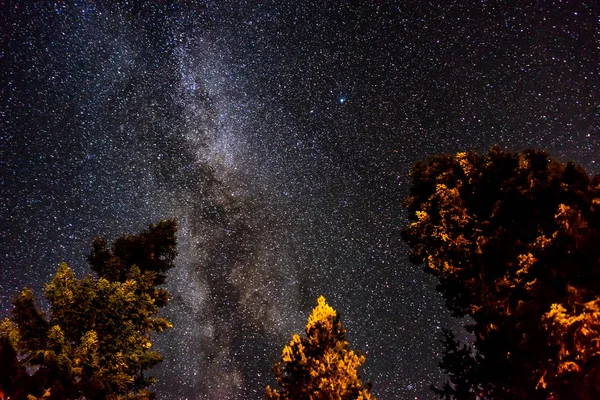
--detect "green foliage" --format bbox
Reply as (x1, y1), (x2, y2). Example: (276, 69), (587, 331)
(0, 220), (177, 400)
(402, 148), (600, 399)
(267, 296), (375, 400)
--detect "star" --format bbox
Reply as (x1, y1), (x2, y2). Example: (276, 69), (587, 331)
(1, 1), (598, 399)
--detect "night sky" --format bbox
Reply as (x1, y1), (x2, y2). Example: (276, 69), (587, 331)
(1, 1), (599, 399)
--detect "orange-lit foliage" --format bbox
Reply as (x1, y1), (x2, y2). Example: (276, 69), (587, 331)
(540, 288), (600, 396)
(266, 296), (375, 400)
(402, 148), (600, 399)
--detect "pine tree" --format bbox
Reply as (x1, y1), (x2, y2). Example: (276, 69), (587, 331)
(402, 148), (600, 399)
(0, 220), (177, 400)
(266, 296), (375, 400)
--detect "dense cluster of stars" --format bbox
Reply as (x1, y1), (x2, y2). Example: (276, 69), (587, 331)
(2, 1), (598, 399)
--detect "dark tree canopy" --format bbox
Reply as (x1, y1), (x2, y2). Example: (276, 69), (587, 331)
(0, 220), (177, 400)
(402, 147), (600, 400)
(89, 220), (177, 307)
(0, 319), (29, 400)
(266, 296), (375, 400)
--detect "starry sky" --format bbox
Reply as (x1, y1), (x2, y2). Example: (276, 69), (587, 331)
(1, 1), (599, 399)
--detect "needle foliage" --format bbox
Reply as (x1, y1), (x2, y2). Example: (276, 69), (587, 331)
(267, 296), (375, 400)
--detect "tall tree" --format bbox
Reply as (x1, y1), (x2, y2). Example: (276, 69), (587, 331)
(266, 296), (375, 400)
(401, 147), (600, 399)
(0, 220), (177, 400)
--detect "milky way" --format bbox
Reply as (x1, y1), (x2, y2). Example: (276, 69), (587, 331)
(2, 2), (599, 399)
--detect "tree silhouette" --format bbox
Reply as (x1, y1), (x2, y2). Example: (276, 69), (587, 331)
(402, 148), (600, 399)
(0, 220), (177, 400)
(0, 319), (29, 400)
(266, 296), (375, 400)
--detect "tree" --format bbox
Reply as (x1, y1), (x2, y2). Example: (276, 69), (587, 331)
(0, 220), (177, 400)
(88, 219), (177, 307)
(266, 296), (375, 400)
(401, 147), (600, 399)
(0, 319), (29, 400)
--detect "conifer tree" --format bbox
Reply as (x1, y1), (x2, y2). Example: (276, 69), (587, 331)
(0, 220), (177, 400)
(266, 296), (375, 400)
(402, 148), (600, 399)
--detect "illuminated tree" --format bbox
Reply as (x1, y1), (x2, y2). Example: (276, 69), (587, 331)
(266, 296), (375, 400)
(0, 220), (177, 400)
(0, 319), (28, 400)
(402, 148), (600, 399)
